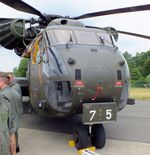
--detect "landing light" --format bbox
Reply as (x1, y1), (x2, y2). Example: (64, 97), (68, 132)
(74, 80), (85, 87)
(115, 81), (124, 87)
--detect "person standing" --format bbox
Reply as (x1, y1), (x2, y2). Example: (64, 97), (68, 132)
(0, 93), (16, 155)
(8, 74), (22, 98)
(8, 74), (23, 153)
(0, 74), (22, 153)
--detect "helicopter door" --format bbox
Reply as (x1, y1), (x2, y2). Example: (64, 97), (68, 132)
(42, 45), (73, 111)
(29, 35), (43, 108)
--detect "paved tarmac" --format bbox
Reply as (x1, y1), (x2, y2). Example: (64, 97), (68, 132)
(18, 100), (150, 155)
(105, 100), (150, 143)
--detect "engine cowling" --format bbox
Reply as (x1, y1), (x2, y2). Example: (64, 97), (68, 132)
(0, 19), (39, 56)
(0, 19), (25, 49)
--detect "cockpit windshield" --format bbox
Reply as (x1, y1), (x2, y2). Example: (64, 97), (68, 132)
(46, 29), (113, 47)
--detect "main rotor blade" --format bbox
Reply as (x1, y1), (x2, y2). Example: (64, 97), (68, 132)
(0, 0), (46, 20)
(73, 4), (150, 19)
(0, 17), (14, 22)
(118, 30), (150, 40)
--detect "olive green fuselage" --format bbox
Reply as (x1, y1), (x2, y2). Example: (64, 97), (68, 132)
(28, 19), (130, 118)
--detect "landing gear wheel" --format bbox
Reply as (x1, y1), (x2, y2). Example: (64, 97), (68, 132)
(91, 124), (106, 149)
(74, 123), (91, 150)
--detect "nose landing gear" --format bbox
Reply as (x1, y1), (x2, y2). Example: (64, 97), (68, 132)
(73, 123), (106, 150)
(74, 123), (91, 150)
(91, 124), (106, 149)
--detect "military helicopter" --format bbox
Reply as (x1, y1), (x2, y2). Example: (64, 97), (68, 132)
(0, 0), (150, 150)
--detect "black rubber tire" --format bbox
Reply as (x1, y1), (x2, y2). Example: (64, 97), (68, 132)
(73, 123), (90, 150)
(91, 124), (106, 149)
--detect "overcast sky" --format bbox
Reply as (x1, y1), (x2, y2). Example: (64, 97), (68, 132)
(0, 0), (150, 72)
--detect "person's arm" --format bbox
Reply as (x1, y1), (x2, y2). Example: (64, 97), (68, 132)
(9, 133), (16, 155)
(6, 96), (16, 155)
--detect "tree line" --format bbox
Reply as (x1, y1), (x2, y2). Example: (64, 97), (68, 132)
(13, 58), (28, 77)
(123, 50), (150, 87)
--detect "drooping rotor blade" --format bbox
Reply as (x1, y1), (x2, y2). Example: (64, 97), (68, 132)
(0, 17), (14, 22)
(0, 0), (46, 20)
(118, 30), (150, 40)
(73, 4), (150, 20)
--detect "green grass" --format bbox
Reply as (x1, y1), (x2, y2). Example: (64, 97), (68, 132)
(129, 88), (150, 100)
